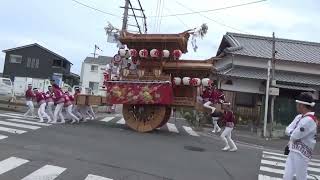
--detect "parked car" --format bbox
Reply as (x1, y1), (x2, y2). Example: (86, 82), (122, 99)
(0, 78), (14, 102)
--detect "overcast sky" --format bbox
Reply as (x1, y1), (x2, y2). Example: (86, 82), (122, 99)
(0, 0), (319, 74)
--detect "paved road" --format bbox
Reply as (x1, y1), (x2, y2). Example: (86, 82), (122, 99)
(0, 110), (319, 180)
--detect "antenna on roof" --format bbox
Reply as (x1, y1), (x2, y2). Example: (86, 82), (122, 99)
(92, 44), (103, 58)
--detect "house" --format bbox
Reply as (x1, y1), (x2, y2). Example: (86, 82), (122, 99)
(2, 43), (79, 88)
(80, 55), (113, 95)
(214, 32), (320, 129)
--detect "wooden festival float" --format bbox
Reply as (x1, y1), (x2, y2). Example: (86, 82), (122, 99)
(103, 30), (217, 132)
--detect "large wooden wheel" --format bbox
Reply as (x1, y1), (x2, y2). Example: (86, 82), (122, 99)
(122, 104), (167, 132)
(156, 106), (172, 128)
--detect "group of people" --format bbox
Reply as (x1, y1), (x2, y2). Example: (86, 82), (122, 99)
(24, 80), (95, 124)
(201, 82), (318, 179)
(201, 82), (238, 152)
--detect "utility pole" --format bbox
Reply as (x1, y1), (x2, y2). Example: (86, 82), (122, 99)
(264, 60), (271, 137)
(121, 0), (129, 31)
(92, 45), (102, 58)
(270, 32), (276, 137)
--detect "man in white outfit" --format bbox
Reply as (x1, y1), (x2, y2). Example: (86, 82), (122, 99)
(24, 84), (36, 118)
(283, 92), (317, 180)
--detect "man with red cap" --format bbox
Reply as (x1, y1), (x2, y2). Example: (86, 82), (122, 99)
(283, 92), (317, 180)
(24, 84), (36, 118)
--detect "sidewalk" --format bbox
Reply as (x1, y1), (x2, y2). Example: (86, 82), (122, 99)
(200, 126), (320, 157)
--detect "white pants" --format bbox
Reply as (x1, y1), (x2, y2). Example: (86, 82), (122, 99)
(212, 117), (221, 132)
(24, 101), (35, 117)
(38, 103), (51, 122)
(283, 151), (309, 180)
(73, 105), (83, 119)
(46, 102), (54, 120)
(88, 106), (96, 119)
(53, 103), (65, 123)
(66, 105), (79, 122)
(203, 101), (216, 113)
(221, 127), (237, 149)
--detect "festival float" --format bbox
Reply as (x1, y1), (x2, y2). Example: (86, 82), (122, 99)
(99, 24), (218, 132)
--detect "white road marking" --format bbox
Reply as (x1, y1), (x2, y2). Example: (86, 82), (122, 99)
(182, 126), (199, 136)
(0, 157), (29, 175)
(0, 134), (8, 140)
(0, 126), (27, 134)
(85, 174), (113, 180)
(5, 118), (51, 126)
(261, 159), (320, 173)
(0, 114), (34, 120)
(258, 174), (281, 180)
(4, 113), (26, 117)
(0, 120), (41, 130)
(260, 166), (320, 179)
(21, 165), (66, 180)
(100, 117), (115, 123)
(166, 123), (179, 133)
(263, 152), (320, 167)
(116, 118), (125, 124)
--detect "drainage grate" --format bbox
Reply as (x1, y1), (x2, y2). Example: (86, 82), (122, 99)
(184, 145), (206, 152)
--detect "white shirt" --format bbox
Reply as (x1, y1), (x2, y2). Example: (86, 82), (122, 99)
(285, 112), (317, 159)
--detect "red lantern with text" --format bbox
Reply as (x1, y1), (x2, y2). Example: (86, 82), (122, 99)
(150, 49), (160, 58)
(139, 49), (148, 58)
(173, 49), (182, 60)
(190, 78), (201, 86)
(129, 49), (138, 58)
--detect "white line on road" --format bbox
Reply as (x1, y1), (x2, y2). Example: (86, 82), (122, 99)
(182, 126), (199, 136)
(260, 166), (320, 179)
(0, 120), (40, 130)
(5, 118), (51, 126)
(258, 174), (282, 180)
(116, 118), (125, 124)
(263, 154), (320, 168)
(100, 117), (115, 123)
(261, 159), (320, 173)
(166, 123), (179, 133)
(263, 151), (320, 164)
(0, 134), (8, 140)
(0, 114), (34, 120)
(0, 126), (27, 134)
(4, 113), (25, 117)
(21, 165), (66, 180)
(85, 174), (113, 180)
(0, 157), (29, 175)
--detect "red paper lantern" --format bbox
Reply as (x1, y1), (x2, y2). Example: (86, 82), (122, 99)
(150, 49), (160, 58)
(129, 49), (138, 57)
(173, 49), (182, 59)
(190, 78), (201, 86)
(139, 49), (148, 58)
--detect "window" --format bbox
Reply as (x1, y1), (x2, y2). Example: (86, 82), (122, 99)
(89, 81), (99, 91)
(27, 58), (32, 67)
(9, 54), (22, 63)
(91, 65), (98, 72)
(53, 59), (62, 67)
(35, 58), (39, 68)
(235, 92), (255, 107)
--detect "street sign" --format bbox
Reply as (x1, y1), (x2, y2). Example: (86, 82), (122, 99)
(269, 87), (279, 96)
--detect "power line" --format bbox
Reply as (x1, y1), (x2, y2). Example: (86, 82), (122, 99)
(70, 0), (121, 17)
(176, 1), (250, 34)
(164, 7), (189, 29)
(150, 0), (267, 18)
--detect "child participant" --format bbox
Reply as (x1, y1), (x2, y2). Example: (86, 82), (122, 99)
(220, 102), (237, 152)
(34, 88), (51, 123)
(24, 84), (36, 118)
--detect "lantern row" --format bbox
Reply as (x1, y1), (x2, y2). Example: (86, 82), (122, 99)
(119, 49), (183, 59)
(173, 77), (212, 86)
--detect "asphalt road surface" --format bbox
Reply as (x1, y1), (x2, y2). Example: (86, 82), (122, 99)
(0, 110), (319, 180)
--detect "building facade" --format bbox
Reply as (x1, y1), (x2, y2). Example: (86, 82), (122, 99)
(214, 32), (320, 130)
(80, 56), (113, 95)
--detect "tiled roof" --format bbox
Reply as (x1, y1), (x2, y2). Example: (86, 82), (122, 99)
(217, 65), (320, 86)
(83, 56), (113, 65)
(219, 32), (320, 64)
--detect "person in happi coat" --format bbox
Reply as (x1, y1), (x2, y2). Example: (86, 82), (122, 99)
(64, 91), (80, 124)
(24, 84), (36, 118)
(220, 102), (237, 152)
(72, 87), (84, 121)
(33, 88), (51, 123)
(50, 80), (65, 124)
(45, 85), (55, 122)
(283, 92), (317, 180)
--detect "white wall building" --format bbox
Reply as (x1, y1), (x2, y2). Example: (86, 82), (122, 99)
(80, 56), (113, 96)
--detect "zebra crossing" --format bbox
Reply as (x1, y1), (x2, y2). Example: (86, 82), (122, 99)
(259, 151), (320, 179)
(0, 112), (51, 141)
(0, 156), (114, 180)
(99, 116), (200, 137)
